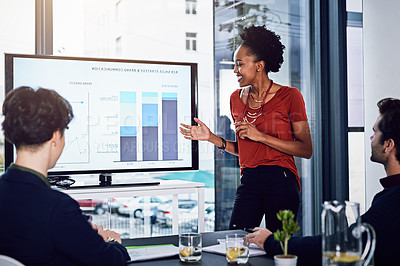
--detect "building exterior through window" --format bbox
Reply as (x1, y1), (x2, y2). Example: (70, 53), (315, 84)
(186, 32), (197, 51)
(186, 0), (197, 15)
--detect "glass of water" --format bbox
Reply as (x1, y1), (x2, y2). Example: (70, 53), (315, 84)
(179, 233), (202, 262)
(225, 233), (250, 264)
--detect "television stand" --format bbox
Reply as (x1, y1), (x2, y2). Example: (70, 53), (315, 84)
(99, 173), (113, 186)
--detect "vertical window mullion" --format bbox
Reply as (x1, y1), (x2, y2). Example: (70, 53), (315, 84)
(35, 0), (53, 55)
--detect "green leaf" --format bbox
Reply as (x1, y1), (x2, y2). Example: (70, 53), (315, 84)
(273, 232), (280, 242)
(273, 209), (300, 254)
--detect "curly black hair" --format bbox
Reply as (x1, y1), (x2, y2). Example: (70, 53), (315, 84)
(240, 25), (285, 73)
(377, 97), (400, 163)
(2, 86), (74, 149)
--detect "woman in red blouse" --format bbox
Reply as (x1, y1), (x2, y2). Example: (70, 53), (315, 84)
(180, 25), (313, 232)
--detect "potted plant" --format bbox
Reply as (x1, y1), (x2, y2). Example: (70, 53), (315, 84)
(273, 210), (300, 266)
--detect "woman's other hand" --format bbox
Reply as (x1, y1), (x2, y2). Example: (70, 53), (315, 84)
(180, 117), (211, 141)
(235, 121), (263, 141)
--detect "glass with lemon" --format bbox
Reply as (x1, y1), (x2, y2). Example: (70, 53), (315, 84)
(179, 233), (202, 262)
(225, 234), (250, 264)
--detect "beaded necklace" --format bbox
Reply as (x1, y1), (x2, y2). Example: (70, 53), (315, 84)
(243, 80), (273, 124)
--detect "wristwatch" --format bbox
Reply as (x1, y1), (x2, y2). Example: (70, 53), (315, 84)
(217, 137), (227, 152)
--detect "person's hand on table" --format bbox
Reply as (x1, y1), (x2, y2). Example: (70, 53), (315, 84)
(93, 224), (122, 244)
(246, 227), (273, 250)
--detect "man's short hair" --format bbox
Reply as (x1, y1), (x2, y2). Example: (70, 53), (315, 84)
(377, 97), (400, 162)
(2, 86), (74, 149)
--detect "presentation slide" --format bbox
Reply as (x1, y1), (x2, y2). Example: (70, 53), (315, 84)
(10, 56), (196, 174)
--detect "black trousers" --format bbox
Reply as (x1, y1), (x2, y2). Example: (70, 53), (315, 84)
(228, 165), (300, 232)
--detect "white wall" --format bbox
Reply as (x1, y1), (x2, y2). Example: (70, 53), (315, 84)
(363, 0), (400, 208)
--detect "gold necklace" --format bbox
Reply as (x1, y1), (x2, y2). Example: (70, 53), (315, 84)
(243, 80), (274, 124)
(250, 93), (264, 103)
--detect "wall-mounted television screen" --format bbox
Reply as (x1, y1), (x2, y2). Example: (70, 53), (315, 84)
(5, 54), (198, 176)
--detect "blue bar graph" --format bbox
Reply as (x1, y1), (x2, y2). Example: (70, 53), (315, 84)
(120, 91), (137, 161)
(162, 92), (178, 160)
(142, 92), (158, 161)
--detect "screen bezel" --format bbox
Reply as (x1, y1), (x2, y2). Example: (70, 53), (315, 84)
(4, 53), (199, 175)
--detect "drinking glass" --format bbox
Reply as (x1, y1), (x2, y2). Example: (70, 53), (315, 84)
(179, 233), (202, 262)
(321, 201), (376, 266)
(225, 233), (250, 264)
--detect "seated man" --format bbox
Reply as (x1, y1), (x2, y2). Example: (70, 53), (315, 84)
(247, 98), (400, 265)
(0, 87), (130, 265)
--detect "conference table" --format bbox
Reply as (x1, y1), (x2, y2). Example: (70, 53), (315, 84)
(123, 230), (275, 265)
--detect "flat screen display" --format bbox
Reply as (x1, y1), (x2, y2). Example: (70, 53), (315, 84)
(5, 54), (198, 175)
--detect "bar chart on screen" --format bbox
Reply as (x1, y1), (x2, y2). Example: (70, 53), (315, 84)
(7, 54), (198, 175)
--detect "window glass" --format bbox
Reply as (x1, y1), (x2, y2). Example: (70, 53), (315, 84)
(76, 195), (207, 238)
(53, 0), (214, 175)
(0, 1), (35, 171)
(347, 27), (364, 127)
(346, 0), (363, 12)
(52, 0), (316, 237)
(214, 0), (315, 235)
(348, 132), (365, 213)
(53, 0), (214, 237)
(346, 0), (365, 214)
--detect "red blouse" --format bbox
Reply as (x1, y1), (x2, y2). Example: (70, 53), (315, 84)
(230, 86), (308, 189)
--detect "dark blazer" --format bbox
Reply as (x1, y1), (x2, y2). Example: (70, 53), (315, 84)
(0, 166), (129, 265)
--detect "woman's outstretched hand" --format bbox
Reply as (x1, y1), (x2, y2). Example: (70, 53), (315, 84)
(180, 117), (211, 141)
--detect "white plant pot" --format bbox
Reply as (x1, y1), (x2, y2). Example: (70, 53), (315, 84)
(274, 255), (298, 266)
